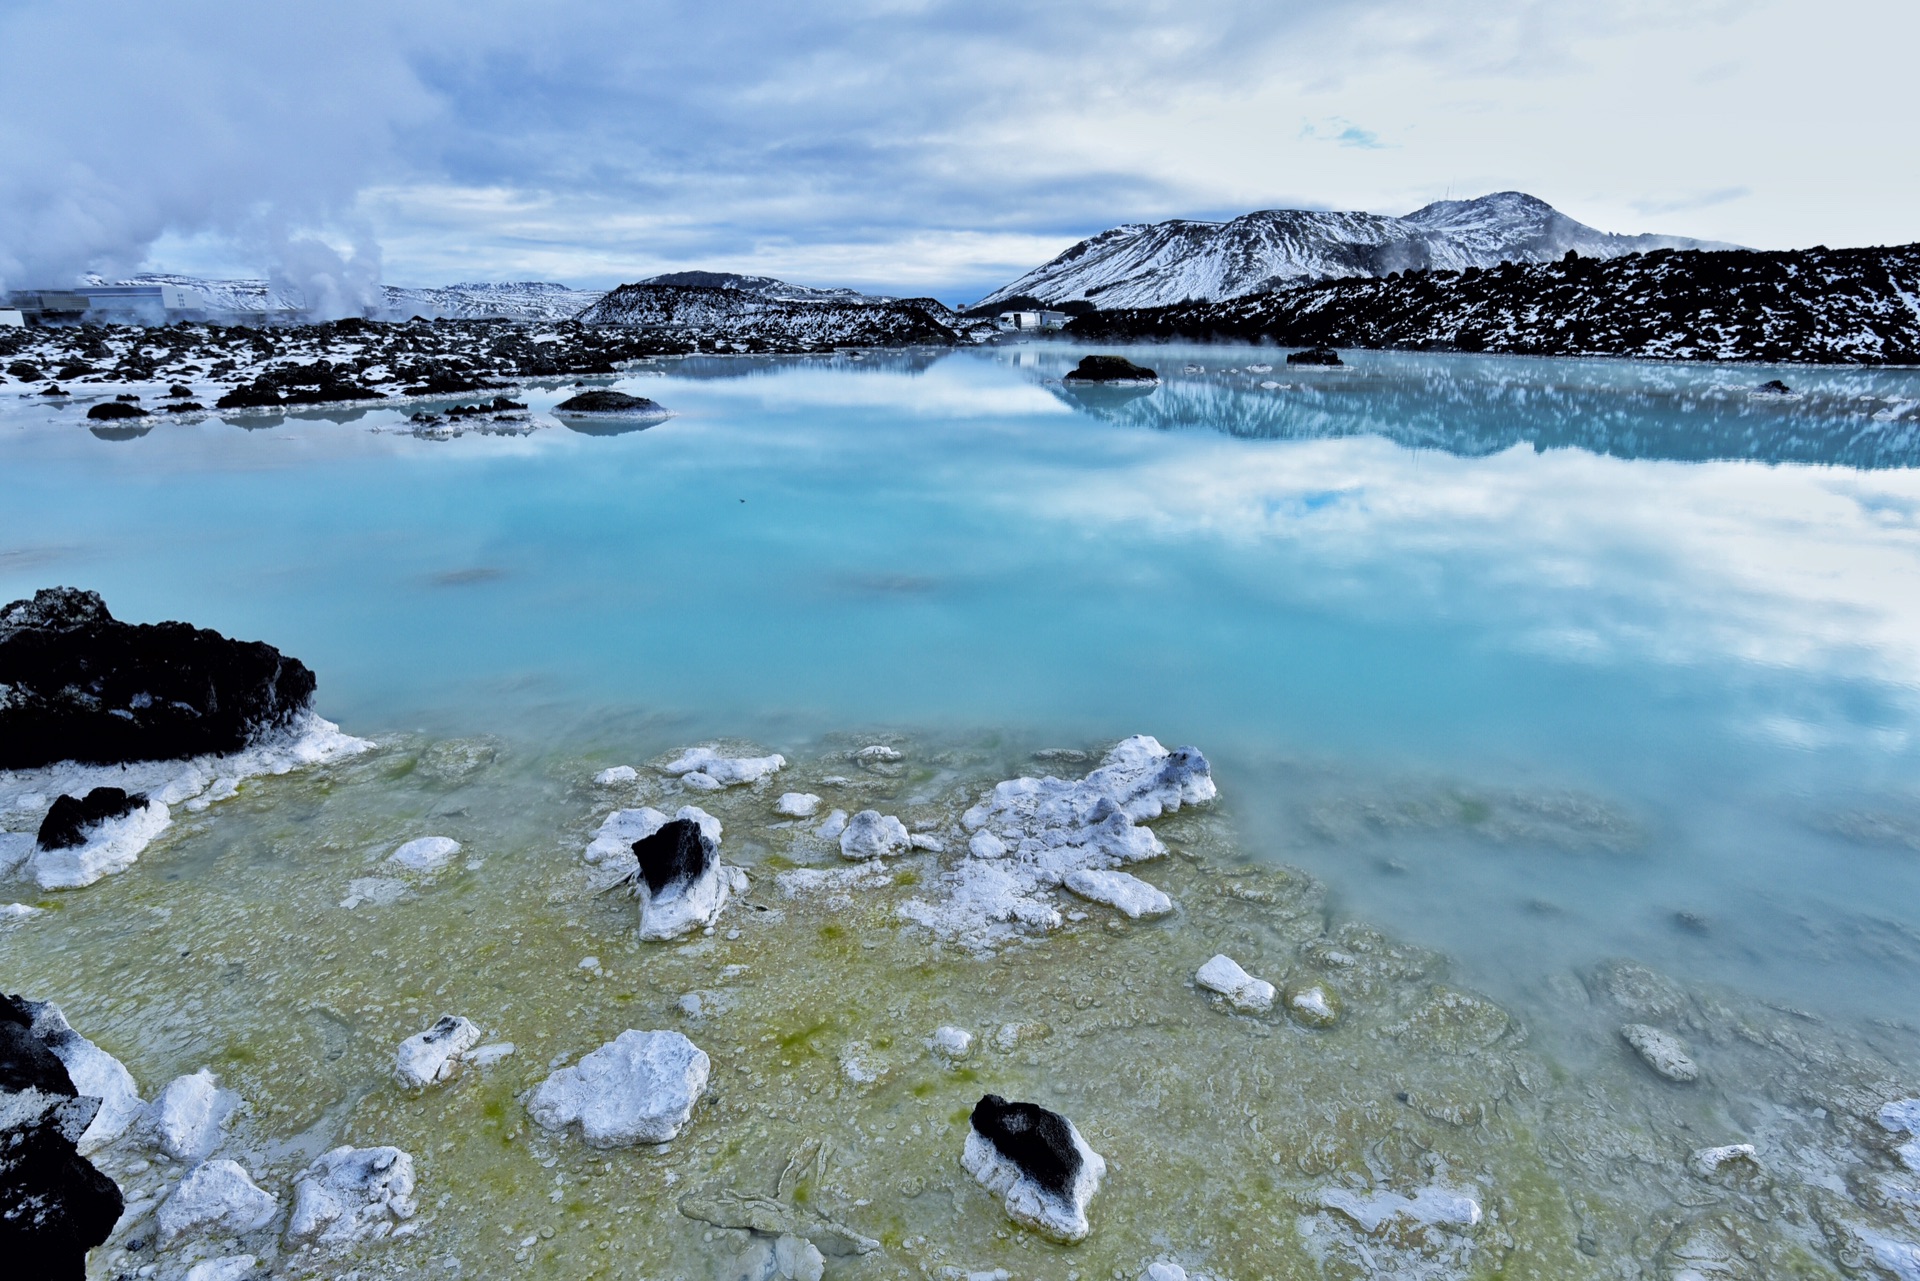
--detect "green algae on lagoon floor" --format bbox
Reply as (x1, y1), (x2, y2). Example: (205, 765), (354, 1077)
(2, 731), (1916, 1280)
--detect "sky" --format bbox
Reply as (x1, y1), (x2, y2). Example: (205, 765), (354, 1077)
(0, 0), (1914, 306)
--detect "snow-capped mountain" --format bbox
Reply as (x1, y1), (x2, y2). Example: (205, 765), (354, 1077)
(634, 270), (892, 303)
(83, 274), (604, 320)
(976, 192), (1733, 311)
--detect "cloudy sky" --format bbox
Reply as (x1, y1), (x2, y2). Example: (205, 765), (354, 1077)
(0, 0), (1912, 304)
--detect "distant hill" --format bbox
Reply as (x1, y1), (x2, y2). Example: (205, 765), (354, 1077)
(80, 274), (604, 321)
(577, 282), (967, 348)
(635, 270), (891, 304)
(1066, 243), (1920, 365)
(975, 192), (1734, 311)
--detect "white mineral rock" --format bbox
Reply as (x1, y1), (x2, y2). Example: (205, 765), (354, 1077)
(23, 1000), (143, 1152)
(387, 836), (460, 873)
(816, 809), (849, 839)
(1285, 983), (1341, 1028)
(732, 1232), (827, 1281)
(583, 805), (721, 872)
(1143, 1265), (1189, 1281)
(149, 1068), (240, 1161)
(1063, 868), (1172, 918)
(840, 810), (911, 860)
(468, 1042), (516, 1067)
(526, 1029), (709, 1146)
(1620, 1024), (1699, 1082)
(287, 1145), (417, 1244)
(855, 744), (903, 765)
(1692, 1143), (1758, 1176)
(185, 1257), (258, 1281)
(662, 747), (785, 787)
(1196, 955), (1276, 1013)
(0, 902), (41, 925)
(1317, 1185), (1483, 1233)
(394, 1015), (483, 1088)
(775, 792), (822, 817)
(157, 1159), (277, 1243)
(25, 798), (170, 889)
(1881, 1099), (1920, 1172)
(962, 1122), (1106, 1242)
(594, 765), (638, 785)
(931, 1026), (975, 1059)
(968, 831), (1007, 859)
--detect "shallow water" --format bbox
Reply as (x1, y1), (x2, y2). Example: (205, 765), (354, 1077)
(5, 345), (1920, 1278)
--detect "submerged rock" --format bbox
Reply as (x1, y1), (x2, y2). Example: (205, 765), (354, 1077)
(840, 810), (911, 860)
(1196, 954), (1276, 1013)
(0, 994), (124, 1278)
(1621, 1023), (1699, 1082)
(156, 1158), (276, 1244)
(286, 1145), (416, 1244)
(1285, 982), (1342, 1028)
(386, 835), (460, 873)
(1063, 355), (1159, 384)
(527, 1029), (709, 1146)
(553, 390), (674, 418)
(0, 587), (317, 770)
(1317, 1185), (1482, 1232)
(394, 1015), (483, 1088)
(1063, 867), (1173, 918)
(729, 1232), (827, 1281)
(930, 1026), (974, 1059)
(148, 1068), (240, 1161)
(1286, 346), (1344, 366)
(963, 1094), (1106, 1242)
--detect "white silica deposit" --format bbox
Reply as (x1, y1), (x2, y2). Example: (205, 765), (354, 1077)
(11, 797), (171, 889)
(149, 1067), (241, 1160)
(962, 1120), (1108, 1243)
(527, 1029), (710, 1147)
(900, 736), (1214, 950)
(593, 765), (638, 785)
(840, 810), (911, 859)
(583, 805), (722, 882)
(1196, 954), (1276, 1013)
(20, 999), (144, 1153)
(1315, 1185), (1483, 1232)
(661, 745), (786, 790)
(287, 1145), (418, 1245)
(156, 1158), (278, 1244)
(1621, 1023), (1700, 1082)
(1064, 868), (1173, 918)
(775, 792), (822, 817)
(387, 835), (461, 873)
(394, 1015), (484, 1087)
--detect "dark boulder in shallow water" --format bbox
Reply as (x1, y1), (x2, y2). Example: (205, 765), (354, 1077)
(36, 788), (147, 851)
(554, 389), (672, 416)
(632, 818), (716, 897)
(1757, 378), (1793, 394)
(0, 994), (125, 1281)
(1062, 355), (1158, 384)
(970, 1094), (1082, 1198)
(0, 587), (317, 769)
(1286, 345), (1344, 366)
(84, 401), (147, 421)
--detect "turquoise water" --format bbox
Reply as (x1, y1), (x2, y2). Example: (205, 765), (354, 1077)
(6, 344), (1920, 1032)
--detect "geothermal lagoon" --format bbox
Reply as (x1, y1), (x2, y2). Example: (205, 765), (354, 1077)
(6, 346), (1920, 1279)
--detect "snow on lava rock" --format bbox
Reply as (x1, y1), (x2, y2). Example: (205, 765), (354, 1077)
(527, 1029), (709, 1147)
(962, 1094), (1106, 1242)
(286, 1145), (417, 1244)
(840, 810), (911, 860)
(148, 1068), (240, 1160)
(661, 746), (785, 788)
(394, 1015), (483, 1088)
(901, 736), (1213, 949)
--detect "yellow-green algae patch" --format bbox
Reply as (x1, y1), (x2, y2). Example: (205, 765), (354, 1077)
(0, 731), (1911, 1280)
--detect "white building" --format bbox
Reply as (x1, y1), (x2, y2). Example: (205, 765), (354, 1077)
(997, 309), (1070, 331)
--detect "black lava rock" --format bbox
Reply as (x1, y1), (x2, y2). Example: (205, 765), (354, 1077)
(631, 818), (715, 896)
(6, 362), (45, 382)
(215, 385), (283, 409)
(554, 390), (668, 414)
(1758, 378), (1792, 394)
(166, 384), (194, 398)
(1286, 346), (1344, 366)
(84, 401), (147, 421)
(40, 385), (68, 397)
(971, 1095), (1081, 1199)
(1062, 355), (1158, 383)
(0, 587), (317, 769)
(163, 402), (204, 414)
(35, 788), (147, 851)
(0, 995), (125, 1281)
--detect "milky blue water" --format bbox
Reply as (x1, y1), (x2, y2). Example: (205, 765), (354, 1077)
(6, 345), (1920, 1034)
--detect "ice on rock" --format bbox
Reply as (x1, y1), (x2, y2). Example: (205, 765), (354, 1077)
(1621, 1023), (1699, 1082)
(24, 999), (143, 1152)
(286, 1145), (416, 1244)
(1196, 954), (1276, 1013)
(387, 836), (460, 873)
(629, 815), (747, 941)
(1064, 868), (1173, 918)
(394, 1015), (483, 1088)
(662, 746), (786, 788)
(527, 1029), (709, 1147)
(962, 1095), (1106, 1243)
(156, 1158), (278, 1243)
(1317, 1185), (1483, 1233)
(594, 765), (638, 785)
(775, 792), (821, 817)
(816, 809), (849, 840)
(149, 1068), (240, 1160)
(840, 810), (911, 860)
(185, 1256), (259, 1281)
(931, 1026), (975, 1059)
(23, 795), (170, 890)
